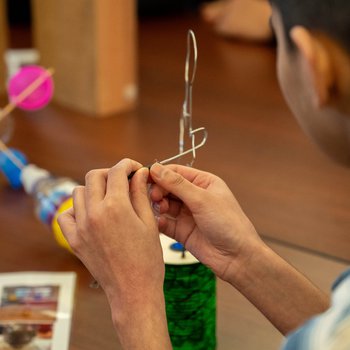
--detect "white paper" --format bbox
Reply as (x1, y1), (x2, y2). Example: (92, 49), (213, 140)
(0, 271), (76, 350)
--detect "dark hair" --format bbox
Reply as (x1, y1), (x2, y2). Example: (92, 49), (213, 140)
(270, 0), (350, 53)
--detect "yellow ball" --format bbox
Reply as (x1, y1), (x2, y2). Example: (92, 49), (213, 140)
(51, 197), (73, 252)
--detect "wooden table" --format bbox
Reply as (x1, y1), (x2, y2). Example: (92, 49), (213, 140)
(0, 14), (349, 350)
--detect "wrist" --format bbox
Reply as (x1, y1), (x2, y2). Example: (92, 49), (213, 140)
(223, 238), (272, 287)
(212, 215), (267, 284)
(223, 241), (330, 334)
(108, 283), (166, 321)
(109, 287), (172, 350)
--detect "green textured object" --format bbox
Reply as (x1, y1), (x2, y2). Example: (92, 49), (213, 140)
(164, 262), (216, 350)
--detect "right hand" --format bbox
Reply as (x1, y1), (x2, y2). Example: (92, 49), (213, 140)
(150, 162), (263, 281)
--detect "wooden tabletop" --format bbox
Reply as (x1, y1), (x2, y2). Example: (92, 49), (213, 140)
(0, 13), (349, 350)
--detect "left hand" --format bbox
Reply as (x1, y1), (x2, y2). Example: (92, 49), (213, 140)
(58, 158), (165, 307)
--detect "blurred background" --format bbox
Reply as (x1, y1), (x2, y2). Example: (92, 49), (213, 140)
(0, 1), (349, 350)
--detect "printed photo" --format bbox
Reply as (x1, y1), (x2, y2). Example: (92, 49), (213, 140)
(0, 285), (59, 350)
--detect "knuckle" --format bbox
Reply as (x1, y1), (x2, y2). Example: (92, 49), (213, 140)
(115, 158), (132, 169)
(168, 171), (185, 187)
(123, 157), (133, 164)
(104, 197), (118, 214)
(107, 167), (116, 178)
(85, 169), (99, 182)
(73, 185), (84, 196)
(56, 212), (65, 226)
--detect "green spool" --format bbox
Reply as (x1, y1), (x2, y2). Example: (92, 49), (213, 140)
(161, 235), (216, 350)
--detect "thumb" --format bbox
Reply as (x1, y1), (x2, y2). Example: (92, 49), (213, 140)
(150, 163), (202, 208)
(57, 207), (77, 241)
(130, 167), (156, 225)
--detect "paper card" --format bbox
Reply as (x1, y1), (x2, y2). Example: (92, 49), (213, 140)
(0, 272), (76, 350)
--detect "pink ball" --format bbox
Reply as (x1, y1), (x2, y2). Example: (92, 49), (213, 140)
(7, 65), (54, 111)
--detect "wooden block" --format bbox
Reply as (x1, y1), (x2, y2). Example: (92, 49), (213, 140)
(32, 0), (137, 116)
(0, 0), (8, 95)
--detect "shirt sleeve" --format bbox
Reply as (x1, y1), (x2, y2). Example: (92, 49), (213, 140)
(281, 268), (350, 350)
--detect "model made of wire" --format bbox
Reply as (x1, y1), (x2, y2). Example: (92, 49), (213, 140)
(159, 29), (208, 167)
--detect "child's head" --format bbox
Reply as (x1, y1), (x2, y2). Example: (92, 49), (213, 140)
(270, 0), (350, 166)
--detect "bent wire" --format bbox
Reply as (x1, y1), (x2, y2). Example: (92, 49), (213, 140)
(127, 30), (208, 180)
(164, 29), (207, 167)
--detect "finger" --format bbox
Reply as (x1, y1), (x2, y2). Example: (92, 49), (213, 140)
(157, 215), (177, 240)
(152, 198), (169, 217)
(149, 183), (169, 202)
(58, 207), (84, 256)
(150, 185), (183, 215)
(57, 207), (77, 241)
(72, 185), (87, 226)
(164, 197), (183, 218)
(85, 169), (108, 205)
(150, 163), (204, 211)
(130, 167), (156, 225)
(106, 158), (143, 199)
(151, 163), (205, 184)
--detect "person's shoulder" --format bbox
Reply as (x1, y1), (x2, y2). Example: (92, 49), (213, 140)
(282, 267), (350, 350)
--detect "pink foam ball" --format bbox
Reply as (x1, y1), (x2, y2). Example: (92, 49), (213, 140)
(7, 65), (54, 111)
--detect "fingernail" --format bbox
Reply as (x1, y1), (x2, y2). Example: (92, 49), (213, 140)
(151, 162), (164, 179)
(152, 201), (160, 215)
(139, 166), (150, 180)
